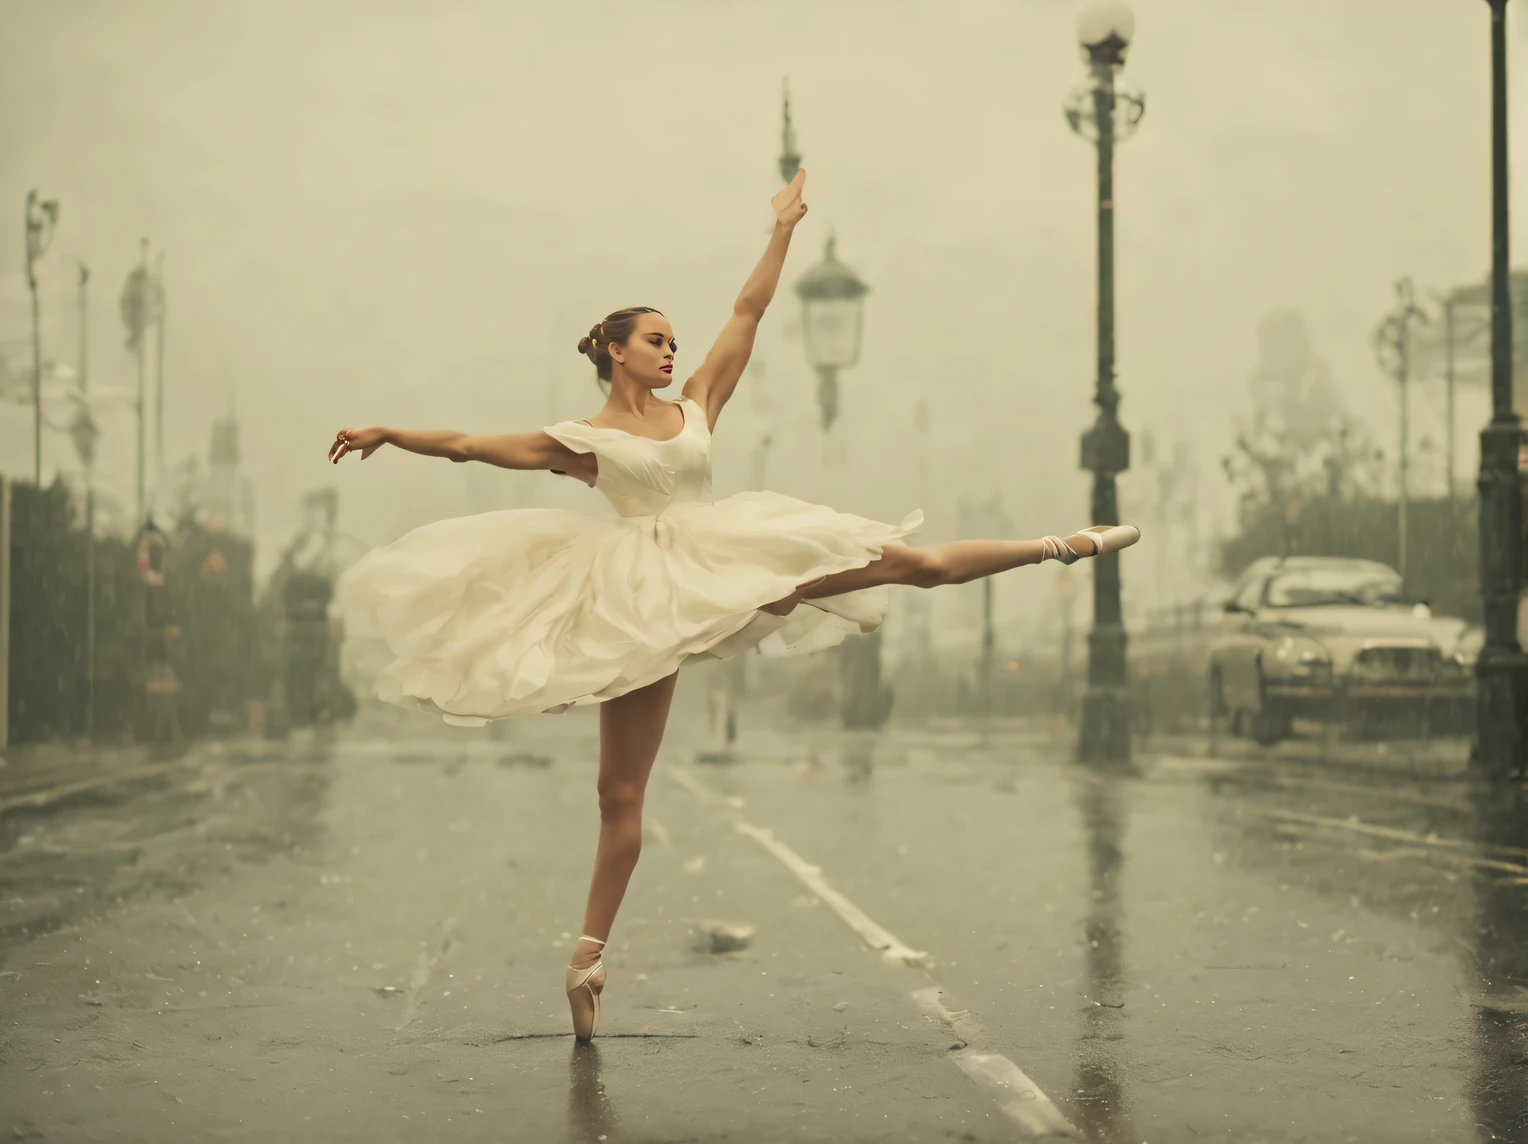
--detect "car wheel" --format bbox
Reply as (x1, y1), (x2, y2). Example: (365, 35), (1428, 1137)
(1229, 707), (1249, 738)
(1249, 658), (1291, 747)
(1207, 669), (1229, 737)
(1248, 707), (1290, 747)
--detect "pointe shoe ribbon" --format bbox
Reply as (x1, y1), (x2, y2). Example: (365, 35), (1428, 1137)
(1039, 524), (1141, 565)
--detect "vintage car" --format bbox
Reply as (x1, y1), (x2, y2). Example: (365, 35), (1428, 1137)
(1207, 556), (1476, 744)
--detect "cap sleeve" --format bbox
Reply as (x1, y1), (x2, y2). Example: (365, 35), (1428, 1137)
(542, 420), (601, 455)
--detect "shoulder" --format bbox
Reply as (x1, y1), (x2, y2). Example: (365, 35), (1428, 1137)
(540, 425), (602, 488)
(676, 389), (714, 429)
(542, 421), (599, 451)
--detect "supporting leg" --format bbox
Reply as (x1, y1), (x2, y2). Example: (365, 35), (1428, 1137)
(569, 670), (679, 970)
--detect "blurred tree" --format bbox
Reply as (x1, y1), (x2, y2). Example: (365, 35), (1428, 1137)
(1248, 308), (1344, 450)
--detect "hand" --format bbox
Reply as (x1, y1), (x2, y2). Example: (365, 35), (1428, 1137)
(771, 169), (808, 229)
(329, 426), (386, 463)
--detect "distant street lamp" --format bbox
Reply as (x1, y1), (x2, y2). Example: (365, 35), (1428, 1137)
(1372, 278), (1428, 581)
(1474, 0), (1528, 777)
(778, 83), (883, 727)
(795, 235), (869, 433)
(71, 263), (100, 739)
(24, 190), (60, 485)
(120, 238), (165, 523)
(779, 79), (803, 186)
(1064, 0), (1145, 767)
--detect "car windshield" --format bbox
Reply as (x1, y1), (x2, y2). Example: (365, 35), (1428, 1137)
(1265, 567), (1405, 608)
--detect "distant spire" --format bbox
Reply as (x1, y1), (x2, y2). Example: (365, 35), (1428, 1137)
(778, 79), (802, 184)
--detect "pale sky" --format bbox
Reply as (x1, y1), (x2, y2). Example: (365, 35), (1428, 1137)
(0, 0), (1520, 636)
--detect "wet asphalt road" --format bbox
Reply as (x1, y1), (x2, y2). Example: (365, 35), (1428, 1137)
(3, 691), (1527, 1143)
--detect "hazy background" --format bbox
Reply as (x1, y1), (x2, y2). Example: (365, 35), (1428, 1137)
(0, 0), (1520, 642)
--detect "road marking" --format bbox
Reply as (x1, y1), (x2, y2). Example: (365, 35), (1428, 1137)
(397, 916), (458, 1031)
(732, 821), (928, 966)
(670, 768), (925, 963)
(1266, 808), (1528, 860)
(914, 987), (1080, 1138)
(643, 815), (673, 847)
(0, 760), (197, 816)
(671, 765), (1080, 1139)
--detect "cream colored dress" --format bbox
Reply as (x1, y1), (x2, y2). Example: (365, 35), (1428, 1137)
(338, 396), (922, 725)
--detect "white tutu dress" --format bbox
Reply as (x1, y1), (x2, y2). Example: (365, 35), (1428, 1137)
(338, 395), (922, 725)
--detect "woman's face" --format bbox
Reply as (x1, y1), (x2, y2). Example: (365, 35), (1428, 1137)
(609, 313), (677, 390)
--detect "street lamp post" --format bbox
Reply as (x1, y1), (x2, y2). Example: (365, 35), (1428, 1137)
(154, 252), (167, 493)
(1373, 278), (1428, 581)
(24, 190), (60, 485)
(1065, 0), (1145, 766)
(120, 238), (164, 523)
(796, 235), (879, 727)
(779, 79), (802, 186)
(1474, 0), (1528, 778)
(795, 235), (869, 433)
(69, 264), (100, 739)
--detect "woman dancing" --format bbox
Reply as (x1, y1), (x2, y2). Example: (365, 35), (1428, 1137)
(326, 169), (1139, 1040)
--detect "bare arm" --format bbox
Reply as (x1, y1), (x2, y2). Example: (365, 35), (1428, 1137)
(683, 169), (808, 429)
(327, 426), (596, 485)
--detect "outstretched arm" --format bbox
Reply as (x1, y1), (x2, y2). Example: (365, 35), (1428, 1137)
(683, 169), (809, 429)
(327, 426), (597, 485)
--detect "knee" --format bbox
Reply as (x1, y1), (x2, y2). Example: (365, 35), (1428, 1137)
(598, 781), (645, 824)
(905, 548), (955, 589)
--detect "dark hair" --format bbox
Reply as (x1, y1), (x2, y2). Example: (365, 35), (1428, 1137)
(577, 306), (669, 382)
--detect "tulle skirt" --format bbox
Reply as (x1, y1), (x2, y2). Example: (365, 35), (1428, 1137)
(337, 491), (922, 724)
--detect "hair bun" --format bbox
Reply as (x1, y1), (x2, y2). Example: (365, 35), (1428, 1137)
(576, 336), (592, 355)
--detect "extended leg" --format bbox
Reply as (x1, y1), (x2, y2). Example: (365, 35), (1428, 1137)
(760, 531), (1096, 610)
(569, 670), (679, 971)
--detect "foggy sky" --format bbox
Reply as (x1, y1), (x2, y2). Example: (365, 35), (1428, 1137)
(0, 0), (1518, 638)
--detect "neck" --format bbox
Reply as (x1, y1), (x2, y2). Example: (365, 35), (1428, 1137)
(604, 377), (665, 419)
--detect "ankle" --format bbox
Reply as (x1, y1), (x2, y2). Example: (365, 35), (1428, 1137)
(570, 935), (605, 970)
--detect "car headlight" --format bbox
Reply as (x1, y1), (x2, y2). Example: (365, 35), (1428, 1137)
(1271, 637), (1331, 678)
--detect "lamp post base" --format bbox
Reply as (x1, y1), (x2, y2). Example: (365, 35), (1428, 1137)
(1472, 416), (1526, 778)
(1472, 647), (1528, 778)
(1077, 683), (1132, 768)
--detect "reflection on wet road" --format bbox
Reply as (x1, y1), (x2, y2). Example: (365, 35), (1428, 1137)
(0, 713), (1523, 1141)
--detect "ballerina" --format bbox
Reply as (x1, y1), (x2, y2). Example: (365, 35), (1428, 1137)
(326, 168), (1139, 1041)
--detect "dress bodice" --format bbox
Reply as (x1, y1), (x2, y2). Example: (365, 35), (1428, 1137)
(543, 396), (713, 519)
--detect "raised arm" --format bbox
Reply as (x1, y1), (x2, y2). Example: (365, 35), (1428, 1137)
(683, 169), (808, 429)
(327, 426), (597, 486)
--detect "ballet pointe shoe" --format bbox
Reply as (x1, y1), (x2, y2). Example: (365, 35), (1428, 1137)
(566, 935), (606, 1040)
(1039, 524), (1141, 565)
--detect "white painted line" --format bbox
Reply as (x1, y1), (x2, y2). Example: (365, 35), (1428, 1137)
(643, 815), (673, 848)
(733, 821), (928, 966)
(667, 767), (717, 805)
(958, 1054), (1080, 1139)
(915, 987), (1080, 1139)
(0, 759), (196, 816)
(672, 765), (1080, 1138)
(397, 917), (458, 1031)
(1266, 808), (1528, 859)
(670, 767), (925, 964)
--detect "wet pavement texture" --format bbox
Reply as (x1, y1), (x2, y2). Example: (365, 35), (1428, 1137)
(2, 698), (1527, 1143)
